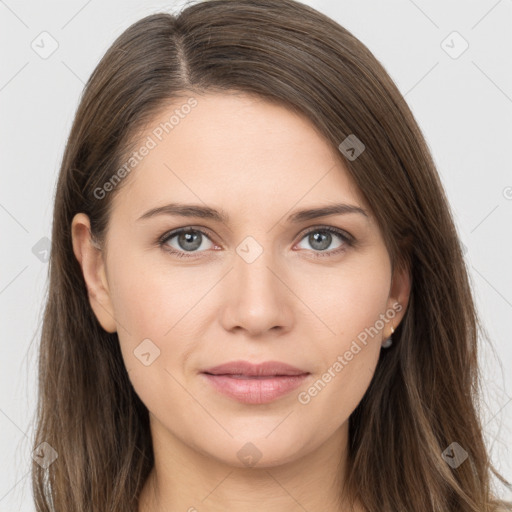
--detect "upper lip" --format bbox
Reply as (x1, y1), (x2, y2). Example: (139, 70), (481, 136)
(202, 360), (309, 377)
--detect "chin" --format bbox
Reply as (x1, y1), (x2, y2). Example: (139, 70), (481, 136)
(199, 432), (310, 469)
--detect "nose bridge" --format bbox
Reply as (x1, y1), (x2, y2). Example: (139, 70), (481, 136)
(220, 234), (292, 334)
(236, 239), (277, 295)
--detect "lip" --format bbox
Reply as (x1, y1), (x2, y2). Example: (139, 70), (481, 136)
(201, 360), (310, 404)
(202, 360), (308, 377)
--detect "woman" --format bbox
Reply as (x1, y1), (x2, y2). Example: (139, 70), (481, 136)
(32, 0), (511, 510)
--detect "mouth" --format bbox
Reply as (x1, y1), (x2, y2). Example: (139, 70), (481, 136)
(200, 360), (310, 404)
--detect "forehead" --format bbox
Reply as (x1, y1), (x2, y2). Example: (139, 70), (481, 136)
(110, 92), (369, 223)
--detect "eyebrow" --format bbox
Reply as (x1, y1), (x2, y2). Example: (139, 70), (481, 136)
(136, 202), (368, 223)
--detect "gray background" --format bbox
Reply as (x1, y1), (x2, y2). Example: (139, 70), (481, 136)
(1, 0), (511, 509)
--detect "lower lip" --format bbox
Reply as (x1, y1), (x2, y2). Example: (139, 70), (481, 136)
(201, 373), (309, 404)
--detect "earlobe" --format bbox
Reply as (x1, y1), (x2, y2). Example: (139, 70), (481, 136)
(71, 213), (117, 333)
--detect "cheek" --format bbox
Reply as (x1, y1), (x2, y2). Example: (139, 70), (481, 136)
(107, 249), (219, 386)
(291, 255), (389, 421)
(292, 252), (391, 342)
(107, 252), (198, 407)
(108, 249), (208, 338)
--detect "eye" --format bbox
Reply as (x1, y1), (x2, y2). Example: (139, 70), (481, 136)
(158, 225), (354, 259)
(294, 226), (353, 257)
(159, 227), (216, 258)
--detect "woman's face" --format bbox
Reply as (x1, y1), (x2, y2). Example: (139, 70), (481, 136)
(72, 91), (409, 469)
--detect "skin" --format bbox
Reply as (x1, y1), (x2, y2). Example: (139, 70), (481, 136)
(72, 91), (410, 512)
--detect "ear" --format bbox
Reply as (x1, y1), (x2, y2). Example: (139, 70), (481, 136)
(384, 261), (412, 339)
(71, 213), (117, 333)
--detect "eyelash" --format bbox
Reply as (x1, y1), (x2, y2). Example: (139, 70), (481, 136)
(157, 225), (355, 260)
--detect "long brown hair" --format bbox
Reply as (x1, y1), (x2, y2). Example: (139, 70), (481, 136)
(31, 0), (512, 510)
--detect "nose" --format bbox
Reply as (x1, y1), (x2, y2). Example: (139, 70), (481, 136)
(219, 245), (294, 337)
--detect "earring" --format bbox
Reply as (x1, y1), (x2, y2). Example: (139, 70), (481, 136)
(381, 324), (394, 349)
